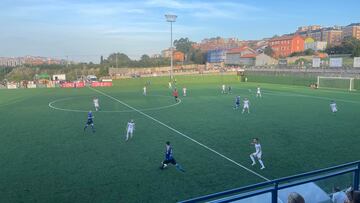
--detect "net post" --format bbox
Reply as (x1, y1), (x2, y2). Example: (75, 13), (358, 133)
(354, 162), (360, 190)
(317, 76), (320, 88)
(271, 183), (278, 203)
(317, 76), (354, 90)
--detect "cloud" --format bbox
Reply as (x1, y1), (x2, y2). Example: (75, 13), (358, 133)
(146, 0), (184, 9)
(145, 0), (262, 19)
(0, 0), (264, 62)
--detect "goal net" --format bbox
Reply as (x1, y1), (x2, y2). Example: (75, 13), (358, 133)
(317, 76), (355, 91)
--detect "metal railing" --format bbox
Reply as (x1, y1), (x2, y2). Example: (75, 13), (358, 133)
(180, 161), (360, 203)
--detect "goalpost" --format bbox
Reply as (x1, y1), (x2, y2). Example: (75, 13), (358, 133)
(317, 76), (355, 91)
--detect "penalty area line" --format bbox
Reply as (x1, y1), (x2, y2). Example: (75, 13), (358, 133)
(89, 87), (270, 182)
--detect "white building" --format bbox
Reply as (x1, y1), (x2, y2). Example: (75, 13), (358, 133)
(52, 74), (66, 81)
(0, 57), (24, 67)
(255, 53), (278, 66)
(305, 41), (327, 51)
(161, 48), (172, 58)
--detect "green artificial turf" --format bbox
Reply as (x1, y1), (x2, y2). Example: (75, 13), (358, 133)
(0, 74), (359, 202)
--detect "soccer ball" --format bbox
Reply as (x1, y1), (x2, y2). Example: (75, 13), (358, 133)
(163, 164), (168, 168)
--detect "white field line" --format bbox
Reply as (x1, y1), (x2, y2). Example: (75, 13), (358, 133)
(232, 87), (360, 104)
(263, 90), (360, 104)
(90, 87), (270, 182)
(48, 96), (182, 113)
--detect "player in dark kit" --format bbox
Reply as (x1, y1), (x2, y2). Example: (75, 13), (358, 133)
(234, 96), (241, 109)
(160, 141), (185, 172)
(228, 85), (232, 94)
(84, 111), (95, 133)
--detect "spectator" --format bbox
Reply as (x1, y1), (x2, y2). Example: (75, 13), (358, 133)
(346, 190), (360, 203)
(332, 187), (348, 203)
(288, 192), (305, 203)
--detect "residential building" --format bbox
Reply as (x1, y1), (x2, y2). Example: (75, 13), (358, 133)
(173, 51), (185, 62)
(225, 46), (256, 65)
(269, 35), (305, 58)
(308, 29), (323, 42)
(342, 23), (360, 40)
(238, 54), (256, 66)
(294, 25), (346, 45)
(206, 49), (227, 63)
(0, 56), (64, 67)
(297, 25), (322, 32)
(255, 53), (278, 66)
(295, 26), (323, 41)
(304, 38), (327, 51)
(322, 29), (343, 46)
(151, 54), (161, 58)
(193, 37), (242, 52)
(0, 57), (24, 67)
(227, 46), (256, 56)
(161, 48), (172, 58)
(304, 37), (315, 45)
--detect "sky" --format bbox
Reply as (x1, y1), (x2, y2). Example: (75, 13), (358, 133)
(0, 0), (359, 63)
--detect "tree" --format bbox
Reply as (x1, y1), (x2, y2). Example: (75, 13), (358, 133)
(353, 45), (360, 57)
(304, 49), (315, 55)
(325, 37), (360, 56)
(264, 46), (274, 56)
(107, 53), (131, 67)
(294, 58), (310, 66)
(140, 54), (150, 61)
(190, 49), (206, 64)
(173, 37), (208, 64)
(98, 67), (109, 77)
(174, 38), (194, 61)
(289, 51), (302, 57)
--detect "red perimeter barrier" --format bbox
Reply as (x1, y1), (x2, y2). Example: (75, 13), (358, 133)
(60, 82), (85, 88)
(91, 82), (113, 87)
(75, 82), (85, 88)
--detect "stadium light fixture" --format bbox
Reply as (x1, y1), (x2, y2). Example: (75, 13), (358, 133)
(165, 14), (177, 80)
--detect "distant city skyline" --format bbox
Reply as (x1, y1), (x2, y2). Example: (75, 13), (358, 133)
(1, 0), (360, 62)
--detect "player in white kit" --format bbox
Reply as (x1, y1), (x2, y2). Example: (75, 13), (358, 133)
(125, 119), (135, 141)
(242, 98), (250, 114)
(222, 84), (226, 94)
(330, 100), (337, 113)
(256, 86), (262, 98)
(93, 97), (100, 111)
(250, 138), (265, 169)
(183, 87), (187, 96)
(143, 86), (147, 96)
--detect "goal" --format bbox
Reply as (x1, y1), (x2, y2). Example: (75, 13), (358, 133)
(317, 76), (355, 91)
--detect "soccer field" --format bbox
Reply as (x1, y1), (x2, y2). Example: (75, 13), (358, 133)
(1, 74), (360, 203)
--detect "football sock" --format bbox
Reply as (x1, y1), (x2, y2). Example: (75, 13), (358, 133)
(250, 155), (255, 164)
(259, 160), (265, 168)
(175, 164), (185, 172)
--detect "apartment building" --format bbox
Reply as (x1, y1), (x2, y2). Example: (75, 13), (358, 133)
(342, 23), (360, 40)
(269, 35), (305, 57)
(322, 29), (343, 46)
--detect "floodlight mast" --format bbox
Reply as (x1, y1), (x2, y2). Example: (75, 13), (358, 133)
(165, 14), (177, 80)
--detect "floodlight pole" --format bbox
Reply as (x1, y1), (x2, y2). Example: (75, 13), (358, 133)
(170, 21), (173, 80)
(165, 14), (177, 80)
